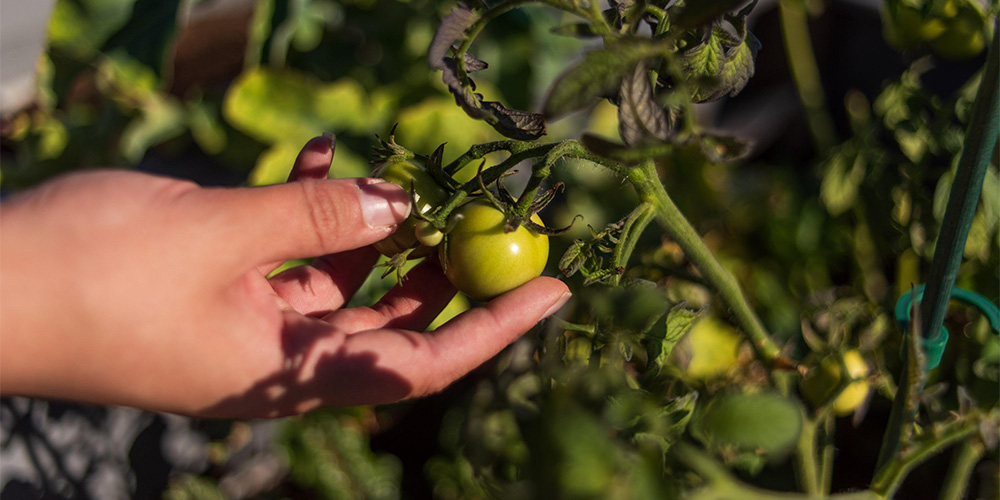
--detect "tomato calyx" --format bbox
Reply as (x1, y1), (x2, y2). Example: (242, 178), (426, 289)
(371, 124), (415, 167)
(471, 159), (582, 237)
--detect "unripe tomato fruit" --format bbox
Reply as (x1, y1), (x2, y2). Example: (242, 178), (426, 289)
(439, 200), (548, 301)
(799, 349), (871, 416)
(371, 161), (448, 258)
(415, 220), (444, 247)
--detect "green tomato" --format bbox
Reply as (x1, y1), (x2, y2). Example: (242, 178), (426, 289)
(799, 349), (871, 416)
(414, 219), (444, 247)
(928, 5), (986, 60)
(371, 161), (448, 258)
(439, 200), (549, 301)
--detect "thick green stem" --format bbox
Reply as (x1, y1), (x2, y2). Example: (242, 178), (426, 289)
(871, 420), (979, 497)
(938, 439), (984, 500)
(630, 161), (783, 368)
(674, 442), (880, 500)
(819, 413), (835, 494)
(794, 416), (822, 496)
(443, 140), (527, 175)
(778, 0), (836, 152)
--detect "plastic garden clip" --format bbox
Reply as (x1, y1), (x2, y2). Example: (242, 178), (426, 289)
(895, 284), (1000, 371)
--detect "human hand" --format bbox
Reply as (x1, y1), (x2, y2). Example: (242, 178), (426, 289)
(0, 136), (571, 418)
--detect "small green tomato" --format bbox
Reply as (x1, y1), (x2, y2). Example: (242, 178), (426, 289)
(439, 200), (549, 301)
(414, 220), (444, 247)
(371, 161), (448, 258)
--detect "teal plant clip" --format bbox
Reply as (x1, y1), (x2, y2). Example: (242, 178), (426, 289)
(895, 284), (1000, 370)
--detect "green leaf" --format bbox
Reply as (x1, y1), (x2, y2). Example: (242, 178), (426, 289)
(187, 99), (227, 155)
(648, 303), (707, 373)
(223, 68), (385, 146)
(559, 240), (588, 277)
(249, 141), (369, 186)
(821, 147), (867, 216)
(689, 392), (803, 472)
(119, 94), (186, 163)
(47, 0), (136, 56)
(677, 17), (761, 102)
(543, 39), (665, 119)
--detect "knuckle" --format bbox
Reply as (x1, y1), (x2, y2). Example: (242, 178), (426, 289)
(298, 181), (357, 252)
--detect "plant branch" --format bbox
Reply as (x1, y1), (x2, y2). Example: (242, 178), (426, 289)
(611, 203), (655, 285)
(794, 414), (822, 496)
(674, 442), (881, 500)
(629, 160), (785, 370)
(938, 439), (984, 500)
(871, 419), (980, 497)
(777, 0), (836, 152)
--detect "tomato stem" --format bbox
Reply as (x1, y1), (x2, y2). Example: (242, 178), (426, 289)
(937, 439), (985, 500)
(630, 159), (786, 370)
(793, 414), (822, 496)
(611, 203), (655, 286)
(777, 0), (837, 152)
(870, 419), (979, 497)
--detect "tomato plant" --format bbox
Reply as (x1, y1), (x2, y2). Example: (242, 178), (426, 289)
(370, 160), (449, 258)
(439, 200), (549, 301)
(4, 0), (998, 498)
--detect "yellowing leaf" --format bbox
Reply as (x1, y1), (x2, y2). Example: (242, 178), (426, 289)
(224, 68), (388, 146)
(249, 141), (370, 186)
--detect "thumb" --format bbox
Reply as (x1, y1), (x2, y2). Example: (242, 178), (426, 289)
(211, 178), (410, 263)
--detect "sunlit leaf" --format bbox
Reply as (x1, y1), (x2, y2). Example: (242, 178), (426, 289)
(249, 141), (369, 186)
(187, 99), (227, 155)
(224, 68), (386, 146)
(543, 39), (664, 119)
(119, 94), (186, 163)
(821, 147), (867, 216)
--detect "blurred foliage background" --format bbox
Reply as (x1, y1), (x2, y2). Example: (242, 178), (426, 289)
(0, 0), (997, 498)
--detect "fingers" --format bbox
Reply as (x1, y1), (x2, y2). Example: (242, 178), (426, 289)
(289, 134), (336, 181)
(268, 247), (381, 316)
(318, 259), (457, 331)
(315, 277), (571, 406)
(210, 177), (410, 265)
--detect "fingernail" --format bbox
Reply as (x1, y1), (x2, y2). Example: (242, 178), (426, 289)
(357, 182), (411, 228)
(541, 292), (572, 319)
(322, 132), (337, 152)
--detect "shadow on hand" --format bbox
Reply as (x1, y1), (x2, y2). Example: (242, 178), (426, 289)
(197, 321), (417, 419)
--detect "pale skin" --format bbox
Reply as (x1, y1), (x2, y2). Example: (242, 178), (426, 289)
(0, 136), (571, 418)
